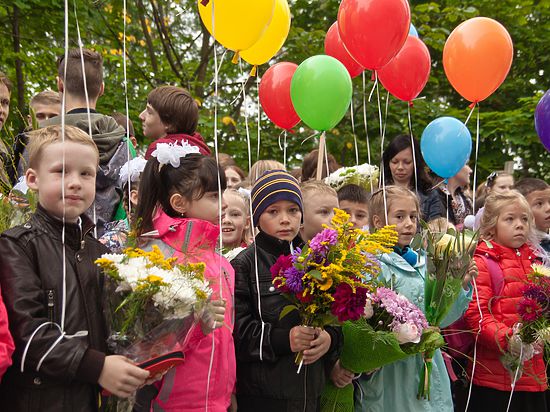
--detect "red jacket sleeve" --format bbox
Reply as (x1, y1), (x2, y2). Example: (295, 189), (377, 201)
(0, 285), (15, 381)
(464, 255), (512, 352)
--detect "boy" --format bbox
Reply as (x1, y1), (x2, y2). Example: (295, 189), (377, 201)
(0, 125), (149, 411)
(299, 180), (339, 242)
(337, 184), (370, 230)
(515, 178), (550, 253)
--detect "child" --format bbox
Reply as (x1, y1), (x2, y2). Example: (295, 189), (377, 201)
(134, 142), (235, 412)
(249, 159), (285, 184)
(515, 178), (550, 255)
(231, 170), (340, 412)
(337, 183), (370, 230)
(300, 180), (339, 242)
(222, 189), (250, 259)
(0, 125), (149, 411)
(0, 285), (14, 382)
(355, 186), (473, 412)
(463, 191), (547, 412)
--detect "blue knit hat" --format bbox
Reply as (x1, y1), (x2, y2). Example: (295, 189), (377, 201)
(251, 170), (303, 227)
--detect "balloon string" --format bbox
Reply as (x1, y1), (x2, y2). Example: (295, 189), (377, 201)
(301, 131), (320, 146)
(407, 104), (418, 195)
(256, 74), (261, 162)
(472, 105), (480, 210)
(209, 50), (227, 86)
(464, 103), (476, 125)
(362, 72), (373, 191)
(373, 71), (388, 222)
(350, 94), (359, 165)
(506, 344), (522, 412)
(368, 72), (378, 103)
(284, 130), (287, 169)
(324, 137), (330, 177)
(122, 0), (132, 220)
(465, 277), (483, 412)
(238, 59), (252, 173)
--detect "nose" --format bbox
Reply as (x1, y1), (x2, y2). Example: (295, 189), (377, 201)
(67, 172), (82, 189)
(139, 109), (146, 121)
(279, 211), (290, 224)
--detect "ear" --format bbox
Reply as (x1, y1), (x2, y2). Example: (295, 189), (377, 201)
(98, 82), (105, 98)
(169, 193), (188, 216)
(26, 168), (39, 191)
(129, 189), (139, 208)
(27, 114), (33, 128)
(57, 76), (64, 93)
(244, 215), (251, 231)
(372, 214), (384, 230)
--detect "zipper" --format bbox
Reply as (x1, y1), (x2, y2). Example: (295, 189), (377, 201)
(47, 289), (55, 326)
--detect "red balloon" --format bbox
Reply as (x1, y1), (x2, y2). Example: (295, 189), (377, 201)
(338, 0), (410, 70)
(324, 22), (364, 78)
(378, 36), (431, 102)
(259, 62), (301, 130)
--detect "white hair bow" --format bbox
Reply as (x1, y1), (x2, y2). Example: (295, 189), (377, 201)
(151, 141), (201, 168)
(119, 156), (147, 184)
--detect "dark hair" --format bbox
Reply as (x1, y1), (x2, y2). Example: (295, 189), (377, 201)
(147, 86), (198, 135)
(337, 184), (369, 204)
(57, 48), (103, 99)
(111, 112), (135, 137)
(135, 154), (226, 236)
(301, 149), (340, 181)
(514, 178), (549, 197)
(0, 71), (12, 93)
(382, 134), (433, 192)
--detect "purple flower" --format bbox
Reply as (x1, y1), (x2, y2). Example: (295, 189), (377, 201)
(284, 267), (305, 293)
(309, 229), (338, 256)
(370, 287), (428, 333)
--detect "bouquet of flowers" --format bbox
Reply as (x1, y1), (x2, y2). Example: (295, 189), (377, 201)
(410, 223), (478, 399)
(95, 245), (212, 371)
(501, 263), (550, 376)
(324, 163), (379, 192)
(271, 209), (398, 370)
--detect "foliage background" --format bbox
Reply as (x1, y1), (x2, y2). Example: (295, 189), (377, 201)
(0, 0), (548, 181)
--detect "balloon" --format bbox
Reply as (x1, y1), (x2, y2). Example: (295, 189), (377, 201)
(324, 22), (364, 78)
(409, 24), (419, 37)
(535, 90), (550, 152)
(338, 0), (410, 70)
(241, 0), (291, 69)
(378, 36), (431, 102)
(443, 17), (513, 103)
(290, 55), (352, 131)
(421, 117), (472, 179)
(198, 0), (275, 52)
(259, 62), (300, 130)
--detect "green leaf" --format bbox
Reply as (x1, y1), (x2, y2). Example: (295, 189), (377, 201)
(279, 305), (298, 320)
(308, 270), (323, 281)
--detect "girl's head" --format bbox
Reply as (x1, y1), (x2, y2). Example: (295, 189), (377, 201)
(369, 186), (420, 248)
(136, 148), (227, 236)
(222, 189), (250, 249)
(249, 159), (285, 184)
(480, 191), (533, 249)
(301, 149), (340, 181)
(119, 156), (147, 221)
(486, 171), (514, 195)
(251, 170), (303, 242)
(225, 165), (246, 189)
(383, 134), (433, 192)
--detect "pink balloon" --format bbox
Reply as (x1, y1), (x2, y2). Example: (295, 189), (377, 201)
(324, 22), (364, 78)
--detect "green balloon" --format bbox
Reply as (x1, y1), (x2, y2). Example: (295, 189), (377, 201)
(290, 55), (353, 131)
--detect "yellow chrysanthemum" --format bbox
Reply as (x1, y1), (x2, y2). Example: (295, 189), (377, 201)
(95, 257), (115, 270)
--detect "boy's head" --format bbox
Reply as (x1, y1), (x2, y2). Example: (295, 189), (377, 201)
(337, 184), (370, 229)
(57, 48), (104, 104)
(0, 71), (12, 131)
(26, 125), (99, 222)
(251, 170), (303, 241)
(300, 180), (339, 242)
(140, 86), (198, 139)
(515, 178), (550, 232)
(301, 149), (340, 181)
(28, 90), (61, 128)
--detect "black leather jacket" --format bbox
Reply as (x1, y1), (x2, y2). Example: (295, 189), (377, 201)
(0, 206), (108, 412)
(231, 231), (341, 403)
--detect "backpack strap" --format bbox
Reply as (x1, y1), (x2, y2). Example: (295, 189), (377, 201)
(478, 254), (504, 297)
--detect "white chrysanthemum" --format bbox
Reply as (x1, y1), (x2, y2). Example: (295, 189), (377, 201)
(99, 253), (125, 264)
(325, 163), (379, 192)
(532, 264), (550, 278)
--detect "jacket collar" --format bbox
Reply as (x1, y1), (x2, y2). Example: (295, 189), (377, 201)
(475, 240), (534, 261)
(379, 249), (426, 273)
(255, 230), (304, 257)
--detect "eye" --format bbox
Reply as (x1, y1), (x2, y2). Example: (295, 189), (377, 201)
(289, 207), (299, 214)
(356, 213), (367, 220)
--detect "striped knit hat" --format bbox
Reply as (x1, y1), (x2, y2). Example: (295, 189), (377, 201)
(251, 170), (303, 227)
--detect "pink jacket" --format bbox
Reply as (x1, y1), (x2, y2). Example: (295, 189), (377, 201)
(0, 286), (14, 381)
(149, 211), (235, 412)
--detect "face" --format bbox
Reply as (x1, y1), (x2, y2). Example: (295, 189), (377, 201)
(225, 167), (242, 189)
(492, 202), (530, 249)
(26, 142), (97, 222)
(0, 83), (10, 131)
(488, 175), (514, 194)
(29, 102), (61, 127)
(339, 200), (369, 230)
(258, 200), (302, 242)
(222, 191), (249, 248)
(453, 165), (472, 188)
(301, 192), (339, 241)
(389, 148), (414, 187)
(375, 196), (418, 248)
(184, 191), (227, 225)
(525, 189), (550, 232)
(139, 103), (167, 140)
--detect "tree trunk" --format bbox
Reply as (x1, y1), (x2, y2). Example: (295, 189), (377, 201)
(11, 5), (25, 118)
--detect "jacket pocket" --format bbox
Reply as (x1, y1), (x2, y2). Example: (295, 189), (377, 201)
(251, 278), (287, 323)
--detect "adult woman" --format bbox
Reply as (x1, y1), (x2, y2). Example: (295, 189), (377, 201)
(382, 134), (445, 222)
(438, 165), (474, 228)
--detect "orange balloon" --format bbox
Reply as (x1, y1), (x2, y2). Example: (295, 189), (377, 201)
(443, 17), (513, 103)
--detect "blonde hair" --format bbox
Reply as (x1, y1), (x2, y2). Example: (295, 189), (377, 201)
(224, 188), (250, 215)
(27, 125), (99, 169)
(249, 159), (285, 183)
(427, 217), (455, 233)
(300, 180), (338, 198)
(29, 90), (61, 108)
(368, 185), (419, 228)
(479, 191), (534, 240)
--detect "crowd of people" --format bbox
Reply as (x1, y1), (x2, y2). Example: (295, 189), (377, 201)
(0, 48), (548, 412)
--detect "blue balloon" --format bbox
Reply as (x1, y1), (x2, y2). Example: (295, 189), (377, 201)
(409, 24), (419, 38)
(421, 117), (472, 179)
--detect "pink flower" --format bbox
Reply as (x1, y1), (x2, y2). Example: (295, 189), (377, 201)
(271, 255), (292, 279)
(518, 297), (543, 322)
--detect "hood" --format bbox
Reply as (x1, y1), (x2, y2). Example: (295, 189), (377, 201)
(145, 132), (211, 159)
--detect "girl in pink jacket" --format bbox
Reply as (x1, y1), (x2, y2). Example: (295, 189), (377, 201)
(134, 142), (236, 412)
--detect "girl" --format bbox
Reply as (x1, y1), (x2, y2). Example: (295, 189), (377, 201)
(356, 186), (474, 412)
(222, 188), (250, 260)
(472, 171), (515, 229)
(134, 142), (236, 412)
(463, 191), (547, 412)
(225, 165), (246, 189)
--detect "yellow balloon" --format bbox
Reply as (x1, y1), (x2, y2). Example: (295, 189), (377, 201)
(241, 0), (291, 68)
(198, 0), (276, 52)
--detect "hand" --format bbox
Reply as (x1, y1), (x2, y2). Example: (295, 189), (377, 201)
(200, 299), (227, 335)
(228, 393), (238, 412)
(330, 360), (355, 388)
(143, 369), (169, 386)
(302, 328), (331, 365)
(462, 260), (478, 290)
(99, 355), (150, 398)
(508, 329), (536, 362)
(289, 326), (316, 353)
